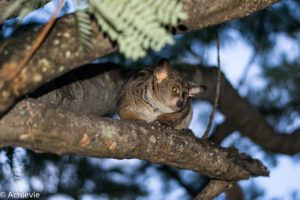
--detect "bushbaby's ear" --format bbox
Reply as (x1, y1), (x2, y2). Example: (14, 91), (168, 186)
(154, 58), (171, 83)
(188, 82), (207, 97)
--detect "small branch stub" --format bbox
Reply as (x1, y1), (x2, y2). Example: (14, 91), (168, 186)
(78, 133), (90, 147)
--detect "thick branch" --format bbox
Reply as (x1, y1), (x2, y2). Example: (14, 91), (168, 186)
(35, 63), (132, 116)
(0, 99), (268, 181)
(34, 62), (300, 155)
(0, 0), (281, 115)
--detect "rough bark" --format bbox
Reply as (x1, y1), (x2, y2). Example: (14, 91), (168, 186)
(0, 99), (268, 181)
(0, 14), (117, 115)
(0, 0), (281, 115)
(35, 63), (132, 116)
(32, 62), (300, 155)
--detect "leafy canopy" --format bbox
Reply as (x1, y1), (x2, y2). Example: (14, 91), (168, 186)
(1, 0), (188, 60)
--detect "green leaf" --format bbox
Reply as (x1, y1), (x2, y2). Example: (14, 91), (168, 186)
(76, 9), (93, 52)
(87, 0), (188, 60)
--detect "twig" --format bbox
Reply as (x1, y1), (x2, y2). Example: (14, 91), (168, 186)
(4, 0), (65, 81)
(202, 32), (221, 139)
(193, 180), (234, 200)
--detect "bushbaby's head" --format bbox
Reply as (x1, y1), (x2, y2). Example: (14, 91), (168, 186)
(152, 58), (206, 113)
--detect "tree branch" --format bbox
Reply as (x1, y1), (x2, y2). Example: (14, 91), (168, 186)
(0, 99), (268, 181)
(209, 120), (235, 145)
(194, 180), (233, 200)
(202, 32), (221, 139)
(32, 62), (300, 155)
(174, 63), (300, 155)
(0, 0), (281, 115)
(202, 70), (300, 155)
(225, 182), (245, 200)
(35, 63), (131, 117)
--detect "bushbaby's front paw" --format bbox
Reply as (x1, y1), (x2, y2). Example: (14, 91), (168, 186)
(151, 120), (172, 132)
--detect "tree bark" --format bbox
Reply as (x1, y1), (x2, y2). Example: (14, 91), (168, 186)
(0, 1), (287, 198)
(0, 99), (268, 181)
(0, 0), (281, 115)
(32, 62), (300, 155)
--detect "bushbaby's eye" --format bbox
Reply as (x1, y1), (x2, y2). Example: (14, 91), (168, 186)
(172, 87), (177, 94)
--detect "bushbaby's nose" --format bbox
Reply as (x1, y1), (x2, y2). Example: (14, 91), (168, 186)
(176, 100), (184, 108)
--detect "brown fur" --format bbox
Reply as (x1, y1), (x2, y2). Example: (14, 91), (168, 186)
(119, 109), (142, 121)
(157, 100), (192, 129)
(117, 59), (206, 129)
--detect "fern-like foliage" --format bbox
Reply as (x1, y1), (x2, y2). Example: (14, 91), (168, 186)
(86, 0), (188, 60)
(1, 0), (188, 60)
(75, 9), (93, 52)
